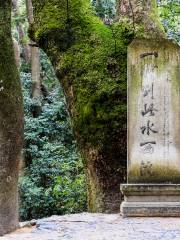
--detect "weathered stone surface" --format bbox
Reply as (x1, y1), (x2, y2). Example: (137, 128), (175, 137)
(121, 201), (180, 217)
(2, 213), (180, 240)
(121, 184), (180, 217)
(120, 38), (180, 217)
(121, 184), (180, 196)
(128, 39), (180, 184)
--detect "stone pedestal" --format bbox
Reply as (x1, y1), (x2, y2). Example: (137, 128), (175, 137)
(120, 39), (180, 217)
(121, 184), (180, 217)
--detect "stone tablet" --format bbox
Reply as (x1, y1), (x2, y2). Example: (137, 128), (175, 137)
(120, 39), (180, 217)
(128, 39), (180, 183)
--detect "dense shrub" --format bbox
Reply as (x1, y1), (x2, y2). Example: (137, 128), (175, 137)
(91, 0), (116, 20)
(158, 0), (180, 43)
(19, 56), (87, 221)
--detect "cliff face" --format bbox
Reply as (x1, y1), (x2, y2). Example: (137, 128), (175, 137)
(30, 0), (134, 212)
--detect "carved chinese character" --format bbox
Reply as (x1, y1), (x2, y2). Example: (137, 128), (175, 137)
(140, 141), (156, 146)
(140, 142), (156, 154)
(142, 103), (158, 116)
(142, 83), (154, 99)
(140, 161), (153, 177)
(141, 120), (158, 135)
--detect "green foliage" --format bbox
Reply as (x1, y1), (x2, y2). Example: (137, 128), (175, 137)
(91, 0), (116, 20)
(158, 0), (180, 43)
(19, 55), (87, 221)
(12, 0), (28, 35)
(12, 0), (87, 221)
(29, 4), (134, 209)
(12, 0), (178, 219)
(57, 15), (134, 149)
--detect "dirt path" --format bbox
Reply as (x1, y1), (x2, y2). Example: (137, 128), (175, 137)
(1, 213), (180, 240)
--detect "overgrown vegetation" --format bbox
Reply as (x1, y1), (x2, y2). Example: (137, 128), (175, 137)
(19, 64), (87, 220)
(91, 0), (116, 20)
(12, 1), (87, 220)
(30, 0), (137, 212)
(19, 53), (87, 220)
(158, 0), (180, 43)
(15, 0), (179, 220)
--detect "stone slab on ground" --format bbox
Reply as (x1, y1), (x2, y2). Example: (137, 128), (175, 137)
(1, 213), (180, 240)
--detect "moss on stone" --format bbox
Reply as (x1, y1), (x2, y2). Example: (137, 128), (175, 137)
(128, 164), (180, 184)
(117, 0), (166, 39)
(31, 0), (133, 212)
(32, 0), (134, 149)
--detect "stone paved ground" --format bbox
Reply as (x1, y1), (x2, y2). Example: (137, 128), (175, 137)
(1, 213), (180, 240)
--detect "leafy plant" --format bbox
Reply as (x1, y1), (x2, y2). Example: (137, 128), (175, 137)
(158, 0), (180, 43)
(19, 53), (87, 221)
(91, 0), (116, 20)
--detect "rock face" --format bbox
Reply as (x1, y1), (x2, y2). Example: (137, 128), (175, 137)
(2, 213), (180, 240)
(30, 0), (132, 212)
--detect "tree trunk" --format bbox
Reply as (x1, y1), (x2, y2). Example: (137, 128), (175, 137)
(26, 0), (41, 117)
(30, 0), (164, 212)
(18, 23), (31, 63)
(13, 38), (21, 68)
(12, 0), (30, 65)
(0, 0), (23, 236)
(117, 0), (165, 38)
(12, 0), (21, 68)
(12, 0), (18, 16)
